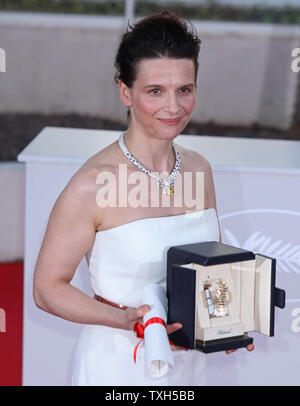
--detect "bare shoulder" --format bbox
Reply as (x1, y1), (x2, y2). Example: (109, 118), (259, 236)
(174, 142), (212, 172)
(68, 141), (119, 189)
(175, 142), (217, 211)
(53, 141), (119, 223)
(79, 140), (119, 173)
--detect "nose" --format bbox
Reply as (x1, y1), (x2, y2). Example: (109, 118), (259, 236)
(164, 92), (181, 116)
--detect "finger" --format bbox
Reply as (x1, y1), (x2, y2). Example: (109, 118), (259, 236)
(166, 323), (183, 335)
(246, 344), (254, 351)
(135, 317), (144, 325)
(135, 304), (151, 318)
(171, 344), (188, 351)
(172, 343), (188, 351)
(225, 349), (238, 354)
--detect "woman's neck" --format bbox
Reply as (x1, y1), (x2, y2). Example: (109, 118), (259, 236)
(123, 127), (177, 175)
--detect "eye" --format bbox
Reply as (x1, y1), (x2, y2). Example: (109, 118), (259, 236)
(179, 87), (192, 94)
(149, 88), (161, 95)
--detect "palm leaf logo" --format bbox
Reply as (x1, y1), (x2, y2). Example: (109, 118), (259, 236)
(223, 229), (300, 274)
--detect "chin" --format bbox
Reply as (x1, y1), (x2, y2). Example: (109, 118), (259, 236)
(155, 128), (180, 141)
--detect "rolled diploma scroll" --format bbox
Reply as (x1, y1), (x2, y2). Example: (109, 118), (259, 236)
(142, 283), (174, 378)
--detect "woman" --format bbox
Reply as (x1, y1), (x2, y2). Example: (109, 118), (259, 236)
(33, 10), (253, 386)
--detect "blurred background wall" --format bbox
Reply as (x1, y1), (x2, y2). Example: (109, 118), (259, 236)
(0, 12), (299, 130)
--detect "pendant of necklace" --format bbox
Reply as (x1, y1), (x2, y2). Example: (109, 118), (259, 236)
(118, 132), (181, 195)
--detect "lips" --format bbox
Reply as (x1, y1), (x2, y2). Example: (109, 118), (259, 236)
(158, 118), (181, 125)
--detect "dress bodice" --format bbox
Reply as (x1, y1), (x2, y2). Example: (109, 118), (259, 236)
(87, 208), (220, 308)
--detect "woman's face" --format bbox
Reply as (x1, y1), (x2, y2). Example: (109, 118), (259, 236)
(120, 57), (196, 141)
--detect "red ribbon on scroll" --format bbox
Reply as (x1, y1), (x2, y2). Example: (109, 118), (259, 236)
(133, 317), (174, 363)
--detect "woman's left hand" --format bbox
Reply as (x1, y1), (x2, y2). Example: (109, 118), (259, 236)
(225, 333), (254, 354)
(166, 322), (188, 351)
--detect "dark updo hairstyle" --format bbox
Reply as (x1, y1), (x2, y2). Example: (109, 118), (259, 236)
(114, 10), (201, 119)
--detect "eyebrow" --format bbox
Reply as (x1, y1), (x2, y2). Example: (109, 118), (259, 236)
(144, 83), (195, 89)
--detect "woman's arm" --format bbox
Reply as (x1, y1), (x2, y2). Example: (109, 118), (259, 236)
(33, 171), (149, 331)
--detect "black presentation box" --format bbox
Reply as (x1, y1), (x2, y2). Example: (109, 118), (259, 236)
(166, 241), (285, 353)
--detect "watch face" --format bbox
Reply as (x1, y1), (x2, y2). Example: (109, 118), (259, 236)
(203, 279), (231, 319)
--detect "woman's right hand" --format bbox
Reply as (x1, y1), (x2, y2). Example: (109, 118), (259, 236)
(124, 305), (187, 351)
(123, 304), (151, 330)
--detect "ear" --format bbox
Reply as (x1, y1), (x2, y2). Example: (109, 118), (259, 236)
(119, 80), (132, 108)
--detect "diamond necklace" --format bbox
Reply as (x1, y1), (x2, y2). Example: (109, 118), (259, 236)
(118, 132), (181, 195)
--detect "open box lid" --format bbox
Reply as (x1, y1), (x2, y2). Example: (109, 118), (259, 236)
(167, 241), (285, 349)
(167, 241), (255, 266)
(254, 253), (285, 335)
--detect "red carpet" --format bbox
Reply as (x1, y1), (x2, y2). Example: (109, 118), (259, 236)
(0, 262), (23, 386)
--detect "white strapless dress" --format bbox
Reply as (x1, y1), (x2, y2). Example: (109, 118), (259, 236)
(72, 208), (220, 386)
